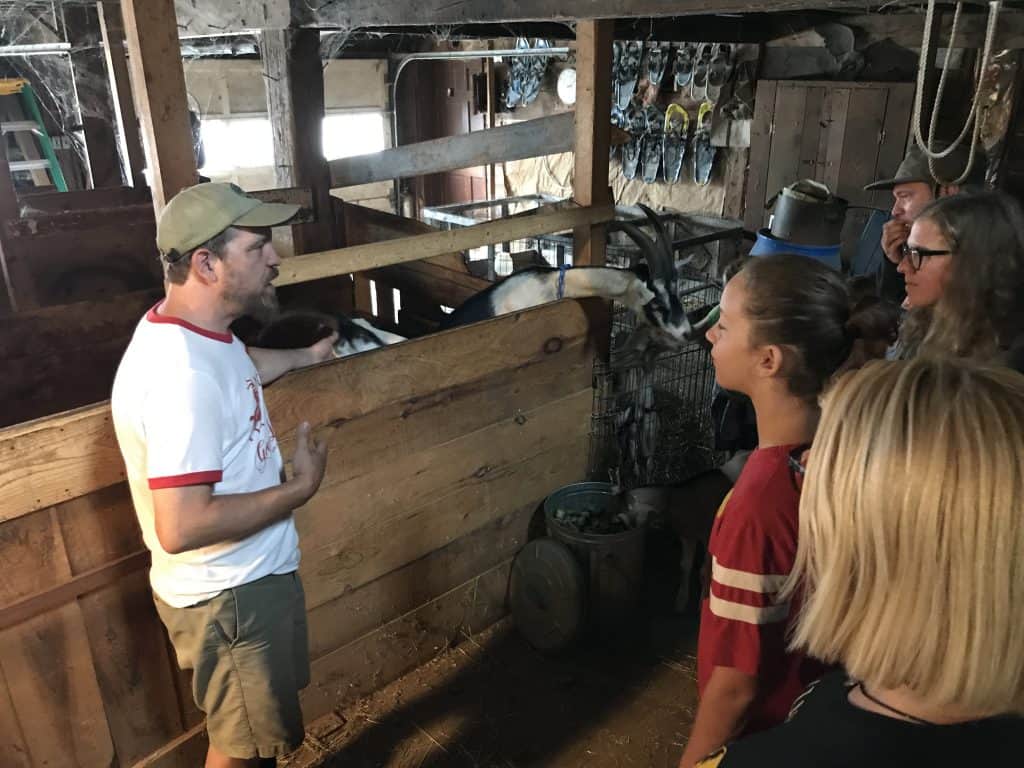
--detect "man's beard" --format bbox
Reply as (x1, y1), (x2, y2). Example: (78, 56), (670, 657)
(227, 284), (280, 325)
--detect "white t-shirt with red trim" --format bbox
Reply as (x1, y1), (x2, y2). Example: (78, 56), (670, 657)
(111, 302), (299, 608)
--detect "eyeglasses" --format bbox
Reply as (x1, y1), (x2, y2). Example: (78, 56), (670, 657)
(898, 242), (951, 270)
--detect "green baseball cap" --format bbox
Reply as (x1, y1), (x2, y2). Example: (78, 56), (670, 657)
(864, 141), (986, 191)
(156, 182), (299, 257)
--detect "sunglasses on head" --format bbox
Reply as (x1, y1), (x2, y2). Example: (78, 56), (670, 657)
(899, 242), (951, 270)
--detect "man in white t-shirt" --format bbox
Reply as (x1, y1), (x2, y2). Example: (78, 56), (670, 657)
(111, 183), (337, 768)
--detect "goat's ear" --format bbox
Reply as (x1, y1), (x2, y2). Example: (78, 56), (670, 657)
(632, 263), (651, 284)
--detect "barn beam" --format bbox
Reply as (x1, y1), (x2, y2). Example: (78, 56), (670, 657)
(97, 0), (148, 189)
(261, 28), (337, 254)
(572, 20), (614, 268)
(330, 113), (628, 189)
(122, 0), (198, 213)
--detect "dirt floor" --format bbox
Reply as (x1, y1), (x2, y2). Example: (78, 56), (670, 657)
(285, 537), (702, 768)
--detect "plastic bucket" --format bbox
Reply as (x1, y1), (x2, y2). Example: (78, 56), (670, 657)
(543, 482), (646, 632)
(749, 228), (842, 270)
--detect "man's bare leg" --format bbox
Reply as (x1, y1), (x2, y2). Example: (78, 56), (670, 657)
(206, 745), (276, 768)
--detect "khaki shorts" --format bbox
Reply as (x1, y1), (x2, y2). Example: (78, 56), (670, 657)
(154, 571), (310, 759)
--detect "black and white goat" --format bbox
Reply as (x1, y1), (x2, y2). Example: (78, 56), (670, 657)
(439, 205), (710, 359)
(252, 310), (405, 358)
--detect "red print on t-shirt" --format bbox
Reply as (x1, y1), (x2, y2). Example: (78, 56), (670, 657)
(245, 378), (277, 472)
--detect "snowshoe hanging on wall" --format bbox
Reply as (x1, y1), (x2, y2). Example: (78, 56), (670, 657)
(505, 37), (531, 109)
(690, 43), (713, 102)
(615, 41), (643, 110)
(644, 44), (670, 95)
(621, 104), (645, 181)
(662, 104), (689, 184)
(706, 44), (734, 103)
(521, 39), (553, 106)
(610, 105), (628, 161)
(673, 43), (696, 90)
(640, 104), (664, 184)
(693, 101), (716, 186)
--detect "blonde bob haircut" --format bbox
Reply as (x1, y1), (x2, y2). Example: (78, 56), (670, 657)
(787, 356), (1024, 715)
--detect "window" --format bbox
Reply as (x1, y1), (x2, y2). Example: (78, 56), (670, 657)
(198, 112), (387, 172)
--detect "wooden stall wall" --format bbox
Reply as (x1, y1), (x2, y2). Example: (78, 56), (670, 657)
(0, 297), (606, 767)
(744, 80), (915, 264)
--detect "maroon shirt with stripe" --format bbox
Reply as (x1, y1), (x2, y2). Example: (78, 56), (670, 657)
(697, 444), (825, 734)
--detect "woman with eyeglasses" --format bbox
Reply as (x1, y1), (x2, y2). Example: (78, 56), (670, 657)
(895, 190), (1024, 368)
(678, 255), (896, 768)
(694, 357), (1023, 768)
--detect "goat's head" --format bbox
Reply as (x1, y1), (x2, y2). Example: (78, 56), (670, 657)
(610, 205), (693, 350)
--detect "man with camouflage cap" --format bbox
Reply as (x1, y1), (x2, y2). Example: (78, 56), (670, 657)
(865, 141), (987, 302)
(111, 182), (337, 767)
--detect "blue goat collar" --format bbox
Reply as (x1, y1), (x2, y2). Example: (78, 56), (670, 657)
(557, 264), (571, 300)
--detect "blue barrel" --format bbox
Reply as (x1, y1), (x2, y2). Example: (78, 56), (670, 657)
(749, 228), (841, 270)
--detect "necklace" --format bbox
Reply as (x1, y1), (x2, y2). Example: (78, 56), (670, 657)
(855, 683), (938, 726)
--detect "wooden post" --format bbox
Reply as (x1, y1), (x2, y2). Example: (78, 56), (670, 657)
(97, 0), (147, 189)
(572, 20), (614, 267)
(65, 3), (119, 188)
(261, 29), (336, 255)
(485, 56), (497, 201)
(121, 0), (197, 213)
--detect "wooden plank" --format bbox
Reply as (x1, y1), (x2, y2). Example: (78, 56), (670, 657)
(98, 0), (148, 188)
(66, 2), (123, 189)
(873, 83), (916, 209)
(133, 721), (208, 768)
(839, 10), (1024, 51)
(0, 299), (602, 524)
(763, 84), (808, 209)
(5, 203), (155, 239)
(298, 396), (590, 609)
(276, 203), (616, 286)
(0, 507), (74, 608)
(0, 602), (116, 766)
(55, 484), (142, 574)
(374, 279), (396, 328)
(822, 87), (851, 194)
(122, 0), (198, 212)
(329, 112), (578, 188)
(353, 275), (373, 315)
(301, 559), (513, 722)
(0, 297), (603, 524)
(280, 329), (594, 492)
(797, 86), (826, 181)
(0, 549), (150, 631)
(0, 404), (124, 523)
(79, 570), (184, 765)
(573, 20), (614, 267)
(0, 664), (30, 767)
(306, 502), (533, 661)
(18, 185), (151, 212)
(261, 29), (336, 254)
(837, 87), (887, 206)
(294, 0), (857, 29)
(744, 79), (778, 231)
(264, 298), (601, 449)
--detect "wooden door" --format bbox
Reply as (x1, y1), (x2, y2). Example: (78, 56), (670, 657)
(745, 80), (915, 264)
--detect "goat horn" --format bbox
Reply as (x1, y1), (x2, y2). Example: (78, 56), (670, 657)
(636, 204), (677, 289)
(607, 220), (661, 270)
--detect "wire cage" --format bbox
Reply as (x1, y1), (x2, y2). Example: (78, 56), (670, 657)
(589, 266), (724, 491)
(420, 198), (735, 488)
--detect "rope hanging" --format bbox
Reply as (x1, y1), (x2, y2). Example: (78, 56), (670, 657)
(910, 0), (1002, 185)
